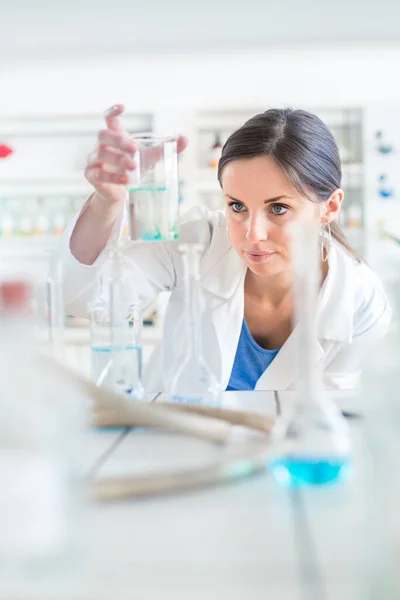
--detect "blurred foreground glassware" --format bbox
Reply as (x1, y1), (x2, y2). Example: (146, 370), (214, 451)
(359, 290), (400, 598)
(268, 221), (352, 486)
(46, 255), (65, 361)
(169, 243), (221, 405)
(127, 133), (180, 241)
(89, 242), (145, 400)
(0, 279), (85, 597)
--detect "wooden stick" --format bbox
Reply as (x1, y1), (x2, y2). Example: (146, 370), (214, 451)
(91, 404), (231, 444)
(91, 440), (272, 501)
(158, 403), (274, 433)
(40, 356), (231, 443)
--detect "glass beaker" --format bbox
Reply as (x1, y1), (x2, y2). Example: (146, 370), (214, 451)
(90, 243), (145, 401)
(169, 243), (221, 405)
(268, 221), (351, 486)
(90, 297), (144, 400)
(127, 133), (180, 242)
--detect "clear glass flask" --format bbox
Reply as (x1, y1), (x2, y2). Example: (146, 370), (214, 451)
(90, 244), (145, 400)
(127, 133), (180, 242)
(169, 243), (221, 404)
(359, 289), (400, 598)
(268, 221), (352, 486)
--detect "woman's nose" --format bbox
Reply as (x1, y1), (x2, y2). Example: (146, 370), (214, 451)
(245, 215), (268, 243)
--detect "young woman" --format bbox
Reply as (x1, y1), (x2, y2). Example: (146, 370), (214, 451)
(56, 105), (391, 392)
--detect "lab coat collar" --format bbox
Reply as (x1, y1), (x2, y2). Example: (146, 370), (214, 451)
(315, 241), (355, 344)
(201, 236), (355, 343)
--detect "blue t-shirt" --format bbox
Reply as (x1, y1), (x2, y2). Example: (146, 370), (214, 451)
(226, 319), (280, 391)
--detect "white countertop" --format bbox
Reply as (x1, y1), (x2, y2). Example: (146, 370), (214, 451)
(76, 391), (378, 599)
(2, 388), (398, 599)
(70, 390), (396, 599)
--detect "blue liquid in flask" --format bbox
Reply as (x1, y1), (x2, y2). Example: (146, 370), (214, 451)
(269, 455), (350, 487)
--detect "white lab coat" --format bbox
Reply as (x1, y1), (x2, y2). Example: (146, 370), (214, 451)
(56, 205), (392, 392)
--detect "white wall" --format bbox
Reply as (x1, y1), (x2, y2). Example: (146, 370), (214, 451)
(2, 0), (400, 59)
(1, 45), (400, 117)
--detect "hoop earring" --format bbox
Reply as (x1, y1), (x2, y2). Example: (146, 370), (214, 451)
(321, 222), (331, 262)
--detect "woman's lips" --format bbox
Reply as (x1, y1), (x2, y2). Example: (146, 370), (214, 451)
(244, 251), (276, 263)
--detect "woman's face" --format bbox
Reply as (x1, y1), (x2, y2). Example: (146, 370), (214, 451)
(222, 156), (324, 278)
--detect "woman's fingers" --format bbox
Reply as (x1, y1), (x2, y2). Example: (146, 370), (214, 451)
(86, 105), (189, 193)
(85, 164), (130, 186)
(97, 127), (187, 164)
(98, 129), (136, 154)
(104, 104), (125, 133)
(89, 145), (136, 172)
(177, 135), (189, 154)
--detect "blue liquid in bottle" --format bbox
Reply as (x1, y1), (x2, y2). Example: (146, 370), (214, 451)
(268, 455), (350, 487)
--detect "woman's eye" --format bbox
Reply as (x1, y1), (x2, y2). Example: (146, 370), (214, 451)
(230, 202), (246, 213)
(271, 204), (288, 216)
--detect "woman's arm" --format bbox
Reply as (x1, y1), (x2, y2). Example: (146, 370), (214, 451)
(55, 203), (214, 318)
(69, 192), (123, 265)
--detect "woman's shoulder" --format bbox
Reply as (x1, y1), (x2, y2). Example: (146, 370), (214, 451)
(334, 242), (391, 337)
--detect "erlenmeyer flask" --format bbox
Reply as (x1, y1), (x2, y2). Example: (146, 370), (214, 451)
(90, 243), (145, 400)
(169, 243), (221, 404)
(268, 221), (352, 486)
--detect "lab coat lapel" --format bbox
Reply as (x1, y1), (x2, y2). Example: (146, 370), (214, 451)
(254, 326), (325, 390)
(200, 244), (247, 389)
(254, 243), (352, 390)
(206, 280), (245, 389)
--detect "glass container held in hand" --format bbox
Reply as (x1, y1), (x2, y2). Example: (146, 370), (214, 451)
(169, 243), (220, 404)
(90, 245), (145, 400)
(127, 134), (180, 242)
(268, 221), (352, 486)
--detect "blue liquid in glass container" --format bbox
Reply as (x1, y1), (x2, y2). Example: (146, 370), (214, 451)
(268, 455), (350, 487)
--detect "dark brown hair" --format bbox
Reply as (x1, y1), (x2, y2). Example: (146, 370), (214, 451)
(218, 108), (363, 262)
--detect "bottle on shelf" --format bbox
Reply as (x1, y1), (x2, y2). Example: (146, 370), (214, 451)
(378, 174), (395, 200)
(53, 207), (66, 236)
(375, 130), (394, 155)
(0, 199), (15, 238)
(67, 197), (77, 224)
(16, 200), (34, 237)
(347, 204), (362, 229)
(35, 197), (50, 237)
(208, 131), (223, 169)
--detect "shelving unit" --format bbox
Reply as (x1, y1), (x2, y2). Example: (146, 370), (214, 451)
(0, 111), (153, 245)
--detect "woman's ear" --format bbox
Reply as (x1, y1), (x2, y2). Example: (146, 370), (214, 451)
(321, 189), (344, 223)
